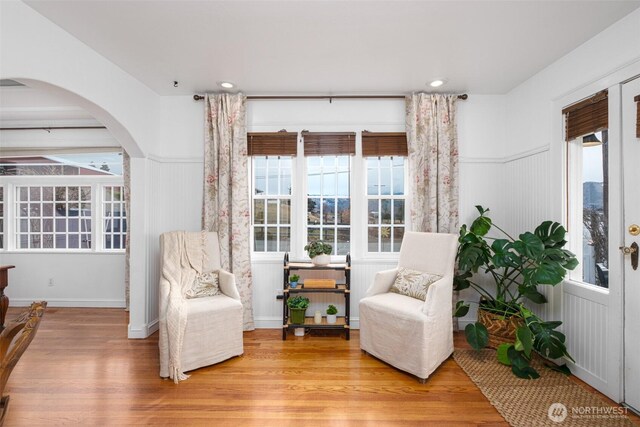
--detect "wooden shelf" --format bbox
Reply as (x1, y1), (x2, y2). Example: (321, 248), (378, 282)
(282, 253), (351, 340)
(286, 284), (348, 293)
(286, 262), (350, 270)
(286, 316), (348, 328)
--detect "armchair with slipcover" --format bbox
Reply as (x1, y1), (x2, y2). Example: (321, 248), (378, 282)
(158, 231), (243, 383)
(359, 231), (458, 382)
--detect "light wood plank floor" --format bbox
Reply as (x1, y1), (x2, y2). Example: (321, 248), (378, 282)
(3, 307), (637, 426)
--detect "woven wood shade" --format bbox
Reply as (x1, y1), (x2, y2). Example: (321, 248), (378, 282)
(635, 95), (640, 138)
(562, 90), (608, 141)
(361, 132), (408, 156)
(247, 132), (298, 156)
(302, 132), (356, 156)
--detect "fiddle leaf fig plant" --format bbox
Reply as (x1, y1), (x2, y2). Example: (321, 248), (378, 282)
(454, 206), (578, 379)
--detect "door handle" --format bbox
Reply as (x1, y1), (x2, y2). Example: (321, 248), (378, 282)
(620, 245), (637, 255)
(621, 243), (639, 270)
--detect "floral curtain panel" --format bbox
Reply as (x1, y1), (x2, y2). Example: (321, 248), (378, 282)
(123, 149), (131, 311)
(406, 94), (460, 329)
(405, 94), (459, 233)
(203, 93), (255, 330)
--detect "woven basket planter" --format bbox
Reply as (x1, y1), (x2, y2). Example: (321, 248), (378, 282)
(477, 307), (524, 349)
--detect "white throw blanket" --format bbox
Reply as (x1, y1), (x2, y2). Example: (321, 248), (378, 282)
(159, 231), (209, 383)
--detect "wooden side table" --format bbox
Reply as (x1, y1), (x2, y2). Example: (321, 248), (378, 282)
(0, 266), (15, 330)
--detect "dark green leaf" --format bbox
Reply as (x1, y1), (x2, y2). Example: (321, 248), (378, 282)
(519, 232), (545, 258)
(475, 205), (489, 215)
(516, 326), (534, 358)
(465, 323), (489, 351)
(507, 347), (536, 378)
(512, 365), (541, 379)
(529, 319), (573, 361)
(519, 285), (547, 304)
(533, 259), (566, 285)
(507, 346), (539, 379)
(454, 301), (470, 317)
(457, 244), (490, 273)
(507, 346), (529, 369)
(491, 239), (521, 268)
(563, 256), (579, 270)
(535, 221), (567, 248)
(471, 216), (492, 236)
(544, 362), (572, 376)
(453, 271), (472, 291)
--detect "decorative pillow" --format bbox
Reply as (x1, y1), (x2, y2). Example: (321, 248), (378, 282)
(389, 267), (442, 301)
(185, 271), (220, 299)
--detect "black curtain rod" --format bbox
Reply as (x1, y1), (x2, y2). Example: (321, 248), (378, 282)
(0, 126), (106, 131)
(193, 94), (468, 101)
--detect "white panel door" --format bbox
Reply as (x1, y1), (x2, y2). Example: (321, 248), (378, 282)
(623, 76), (640, 412)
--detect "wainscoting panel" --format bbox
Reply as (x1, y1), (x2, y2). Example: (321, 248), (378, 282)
(563, 291), (607, 383)
(147, 159), (203, 328)
(502, 148), (552, 321)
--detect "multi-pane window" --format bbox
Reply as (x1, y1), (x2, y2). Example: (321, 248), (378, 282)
(0, 151), (126, 252)
(366, 156), (406, 252)
(252, 156), (292, 252)
(16, 186), (92, 249)
(0, 187), (4, 249)
(307, 156), (350, 255)
(103, 185), (127, 250)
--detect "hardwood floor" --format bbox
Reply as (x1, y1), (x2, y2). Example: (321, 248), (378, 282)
(3, 307), (637, 426)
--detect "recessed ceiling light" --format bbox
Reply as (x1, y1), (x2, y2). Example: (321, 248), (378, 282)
(219, 81), (235, 89)
(429, 80), (445, 88)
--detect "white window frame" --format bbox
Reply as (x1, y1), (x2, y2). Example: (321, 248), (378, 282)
(566, 135), (609, 291)
(363, 155), (408, 257)
(249, 155), (296, 259)
(0, 175), (125, 254)
(304, 154), (352, 258)
(102, 184), (127, 251)
(247, 130), (409, 262)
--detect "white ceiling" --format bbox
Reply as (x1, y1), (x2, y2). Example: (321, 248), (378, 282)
(24, 0), (640, 96)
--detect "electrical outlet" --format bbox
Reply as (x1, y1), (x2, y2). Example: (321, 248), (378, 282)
(48, 278), (55, 287)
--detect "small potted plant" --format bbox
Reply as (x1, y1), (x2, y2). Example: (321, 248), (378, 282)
(287, 296), (310, 324)
(304, 240), (332, 266)
(289, 274), (300, 288)
(326, 304), (338, 324)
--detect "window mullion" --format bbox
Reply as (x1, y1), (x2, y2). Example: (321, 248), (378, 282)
(94, 184), (102, 252)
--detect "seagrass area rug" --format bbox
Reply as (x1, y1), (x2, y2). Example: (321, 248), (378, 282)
(454, 349), (636, 427)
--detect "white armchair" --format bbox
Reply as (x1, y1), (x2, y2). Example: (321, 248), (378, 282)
(158, 231), (243, 380)
(359, 231), (458, 382)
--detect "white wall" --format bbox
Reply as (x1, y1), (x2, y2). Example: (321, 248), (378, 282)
(501, 8), (640, 402)
(0, 0), (161, 337)
(2, 253), (125, 307)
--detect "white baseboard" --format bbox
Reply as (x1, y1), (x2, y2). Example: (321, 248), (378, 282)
(10, 298), (126, 308)
(128, 319), (159, 339)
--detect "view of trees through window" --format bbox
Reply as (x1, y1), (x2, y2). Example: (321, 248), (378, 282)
(366, 156), (405, 252)
(581, 130), (609, 287)
(307, 156), (350, 255)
